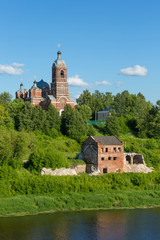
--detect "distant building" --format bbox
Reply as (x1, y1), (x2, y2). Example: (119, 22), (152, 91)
(16, 49), (74, 113)
(97, 107), (114, 121)
(81, 136), (124, 174)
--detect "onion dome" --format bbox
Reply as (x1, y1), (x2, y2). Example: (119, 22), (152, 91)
(53, 50), (66, 67)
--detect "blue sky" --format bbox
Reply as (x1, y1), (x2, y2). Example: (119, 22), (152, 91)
(0, 0), (160, 104)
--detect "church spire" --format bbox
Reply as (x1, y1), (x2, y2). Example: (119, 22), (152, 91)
(33, 75), (37, 87)
(57, 43), (61, 59)
(20, 78), (23, 91)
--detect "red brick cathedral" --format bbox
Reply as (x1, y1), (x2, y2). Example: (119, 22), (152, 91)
(16, 49), (74, 114)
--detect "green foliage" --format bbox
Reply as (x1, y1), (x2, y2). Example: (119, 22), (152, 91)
(61, 105), (88, 141)
(6, 98), (25, 130)
(46, 104), (61, 131)
(28, 147), (69, 172)
(87, 124), (97, 136)
(76, 90), (160, 138)
(0, 170), (160, 197)
(1, 190), (160, 216)
(18, 102), (34, 131)
(0, 92), (12, 105)
(105, 110), (121, 136)
(0, 127), (35, 167)
(117, 116), (130, 134)
(7, 101), (60, 134)
(77, 90), (114, 118)
(45, 128), (61, 138)
(76, 104), (92, 121)
(122, 137), (160, 169)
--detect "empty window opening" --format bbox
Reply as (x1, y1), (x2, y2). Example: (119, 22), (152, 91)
(103, 168), (108, 174)
(108, 157), (111, 160)
(133, 155), (143, 164)
(105, 148), (108, 152)
(113, 147), (116, 152)
(118, 147), (121, 152)
(113, 157), (117, 160)
(61, 90), (64, 94)
(61, 70), (64, 78)
(101, 148), (104, 153)
(126, 155), (131, 164)
(101, 157), (104, 160)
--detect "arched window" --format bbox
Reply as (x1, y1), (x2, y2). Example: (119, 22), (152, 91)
(60, 70), (64, 78)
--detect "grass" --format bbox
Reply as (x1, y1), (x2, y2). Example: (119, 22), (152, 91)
(0, 190), (160, 217)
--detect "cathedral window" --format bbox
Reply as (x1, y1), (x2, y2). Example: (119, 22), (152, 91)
(60, 70), (64, 78)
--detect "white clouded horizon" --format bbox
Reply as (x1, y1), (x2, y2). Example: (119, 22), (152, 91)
(68, 74), (91, 87)
(96, 80), (112, 86)
(120, 65), (148, 76)
(116, 81), (124, 88)
(0, 63), (25, 75)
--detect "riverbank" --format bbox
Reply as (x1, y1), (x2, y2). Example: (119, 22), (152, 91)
(1, 190), (160, 217)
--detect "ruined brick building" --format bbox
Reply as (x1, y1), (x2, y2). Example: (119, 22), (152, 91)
(81, 136), (152, 174)
(81, 136), (124, 174)
(16, 49), (74, 113)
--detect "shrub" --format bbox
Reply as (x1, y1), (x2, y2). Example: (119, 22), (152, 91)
(28, 147), (69, 172)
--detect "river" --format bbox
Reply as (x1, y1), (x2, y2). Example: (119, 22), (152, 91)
(0, 208), (160, 240)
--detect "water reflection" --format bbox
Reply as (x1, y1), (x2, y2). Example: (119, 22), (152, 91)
(96, 211), (126, 240)
(0, 208), (160, 240)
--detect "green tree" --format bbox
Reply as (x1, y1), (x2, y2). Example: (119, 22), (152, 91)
(0, 92), (12, 105)
(0, 105), (8, 125)
(46, 104), (61, 131)
(77, 90), (114, 119)
(32, 105), (49, 132)
(76, 104), (92, 121)
(105, 110), (121, 136)
(76, 90), (93, 106)
(61, 105), (87, 141)
(28, 147), (69, 172)
(17, 102), (34, 131)
(7, 98), (25, 130)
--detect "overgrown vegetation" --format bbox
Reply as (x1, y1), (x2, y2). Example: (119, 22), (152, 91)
(77, 90), (160, 139)
(0, 168), (160, 196)
(0, 90), (160, 215)
(1, 190), (160, 216)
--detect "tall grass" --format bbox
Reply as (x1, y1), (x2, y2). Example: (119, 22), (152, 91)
(0, 190), (160, 216)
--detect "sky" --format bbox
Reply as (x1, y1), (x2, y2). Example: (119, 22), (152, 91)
(0, 0), (160, 104)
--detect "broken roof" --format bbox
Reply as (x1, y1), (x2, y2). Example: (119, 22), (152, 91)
(91, 136), (123, 145)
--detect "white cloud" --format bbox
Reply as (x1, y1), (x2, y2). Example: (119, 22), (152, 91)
(96, 81), (112, 86)
(116, 81), (124, 88)
(68, 75), (91, 87)
(12, 62), (25, 67)
(120, 65), (148, 76)
(0, 64), (24, 75)
(75, 93), (81, 99)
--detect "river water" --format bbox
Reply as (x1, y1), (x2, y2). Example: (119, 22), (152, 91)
(0, 208), (160, 240)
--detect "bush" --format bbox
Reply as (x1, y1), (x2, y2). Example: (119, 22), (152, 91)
(28, 147), (69, 172)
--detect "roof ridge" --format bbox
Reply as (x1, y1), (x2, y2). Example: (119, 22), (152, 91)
(90, 135), (123, 145)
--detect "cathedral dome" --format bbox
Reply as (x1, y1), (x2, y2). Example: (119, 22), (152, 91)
(37, 79), (49, 89)
(53, 50), (66, 67)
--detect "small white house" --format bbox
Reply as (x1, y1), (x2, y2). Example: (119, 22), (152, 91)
(97, 107), (114, 121)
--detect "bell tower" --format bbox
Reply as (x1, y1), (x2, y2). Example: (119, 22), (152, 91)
(51, 48), (69, 100)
